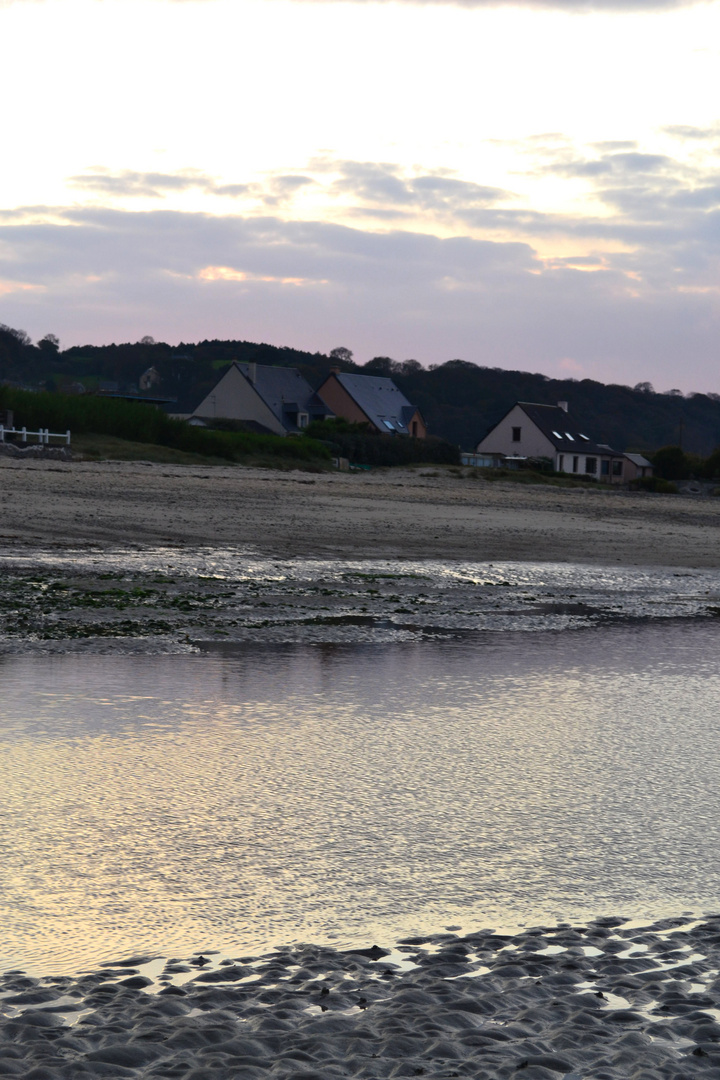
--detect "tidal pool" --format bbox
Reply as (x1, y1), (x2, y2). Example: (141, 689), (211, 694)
(2, 619), (720, 975)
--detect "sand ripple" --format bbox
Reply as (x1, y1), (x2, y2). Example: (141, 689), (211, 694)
(3, 917), (720, 1078)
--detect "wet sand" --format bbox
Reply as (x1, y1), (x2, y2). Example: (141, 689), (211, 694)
(1, 457), (719, 567)
(4, 918), (720, 1079)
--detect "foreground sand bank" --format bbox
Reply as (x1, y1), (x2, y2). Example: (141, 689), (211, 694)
(3, 917), (720, 1079)
(1, 458), (719, 567)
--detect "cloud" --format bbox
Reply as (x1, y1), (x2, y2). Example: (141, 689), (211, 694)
(590, 141), (639, 152)
(3, 0), (707, 9)
(69, 169), (215, 198)
(557, 356), (584, 373)
(68, 168), (316, 206)
(315, 159), (515, 222)
(0, 206), (537, 290)
(338, 0), (705, 7)
(1, 203), (720, 394)
(169, 0), (708, 9)
(663, 123), (720, 141)
(549, 151), (676, 179)
(7, 121), (720, 394)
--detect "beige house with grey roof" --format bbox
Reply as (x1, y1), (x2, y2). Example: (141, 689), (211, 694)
(476, 401), (626, 482)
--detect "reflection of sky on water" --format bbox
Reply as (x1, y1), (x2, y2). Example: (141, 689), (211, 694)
(2, 620), (720, 976)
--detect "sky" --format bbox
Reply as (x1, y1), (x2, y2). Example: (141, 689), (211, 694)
(1, 0), (720, 391)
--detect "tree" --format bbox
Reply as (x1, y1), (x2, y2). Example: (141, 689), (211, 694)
(329, 346), (353, 365)
(0, 324), (31, 349)
(634, 381), (655, 394)
(652, 445), (691, 480)
(364, 356), (399, 376)
(38, 333), (60, 354)
(140, 335), (156, 346)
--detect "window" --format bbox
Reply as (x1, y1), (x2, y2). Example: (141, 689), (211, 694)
(512, 426), (521, 442)
(572, 456), (578, 473)
(382, 419), (395, 431)
(557, 454), (565, 472)
(578, 433), (590, 441)
(585, 457), (597, 474)
(612, 460), (623, 476)
(411, 420), (418, 436)
(297, 412), (309, 429)
(601, 460), (610, 475)
(564, 432), (575, 441)
(552, 430), (563, 439)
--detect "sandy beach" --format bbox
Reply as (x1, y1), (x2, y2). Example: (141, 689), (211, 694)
(1, 457), (719, 567)
(4, 457), (720, 1077)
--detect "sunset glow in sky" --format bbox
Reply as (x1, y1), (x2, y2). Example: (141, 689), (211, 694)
(2, 0), (720, 389)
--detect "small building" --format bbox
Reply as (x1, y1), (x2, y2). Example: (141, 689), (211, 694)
(317, 371), (426, 437)
(192, 362), (333, 436)
(623, 452), (654, 480)
(461, 452), (511, 468)
(475, 401), (626, 482)
(139, 366), (161, 391)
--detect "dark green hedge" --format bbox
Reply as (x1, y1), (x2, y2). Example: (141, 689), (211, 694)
(0, 387), (330, 464)
(314, 430), (460, 467)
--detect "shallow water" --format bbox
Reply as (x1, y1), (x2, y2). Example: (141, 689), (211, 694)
(2, 619), (720, 975)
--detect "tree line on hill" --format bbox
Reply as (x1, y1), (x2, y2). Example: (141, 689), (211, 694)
(3, 323), (720, 457)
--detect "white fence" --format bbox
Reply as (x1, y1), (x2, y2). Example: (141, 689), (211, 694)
(0, 426), (71, 446)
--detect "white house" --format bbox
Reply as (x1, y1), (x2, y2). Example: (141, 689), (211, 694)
(475, 401), (626, 482)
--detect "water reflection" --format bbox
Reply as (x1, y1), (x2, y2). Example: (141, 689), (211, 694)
(2, 621), (720, 975)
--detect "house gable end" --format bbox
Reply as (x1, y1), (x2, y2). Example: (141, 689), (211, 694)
(476, 403), (556, 458)
(193, 364), (286, 435)
(317, 375), (377, 430)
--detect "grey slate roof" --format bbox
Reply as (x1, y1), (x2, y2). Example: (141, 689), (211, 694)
(333, 373), (420, 433)
(624, 452), (653, 468)
(515, 402), (623, 457)
(235, 363), (332, 432)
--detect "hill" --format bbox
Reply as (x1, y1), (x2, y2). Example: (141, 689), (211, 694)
(1, 324), (718, 454)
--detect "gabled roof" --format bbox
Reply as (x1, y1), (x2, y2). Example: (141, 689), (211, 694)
(332, 373), (421, 433)
(624, 452), (653, 468)
(515, 402), (623, 457)
(235, 363), (331, 431)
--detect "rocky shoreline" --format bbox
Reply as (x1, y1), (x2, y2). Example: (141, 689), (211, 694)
(1, 550), (719, 653)
(4, 917), (720, 1078)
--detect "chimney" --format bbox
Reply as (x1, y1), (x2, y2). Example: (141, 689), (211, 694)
(248, 362), (257, 384)
(557, 400), (568, 413)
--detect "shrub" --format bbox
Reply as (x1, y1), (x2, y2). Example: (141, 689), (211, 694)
(305, 420), (459, 467)
(700, 448), (720, 479)
(631, 476), (678, 494)
(651, 445), (693, 480)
